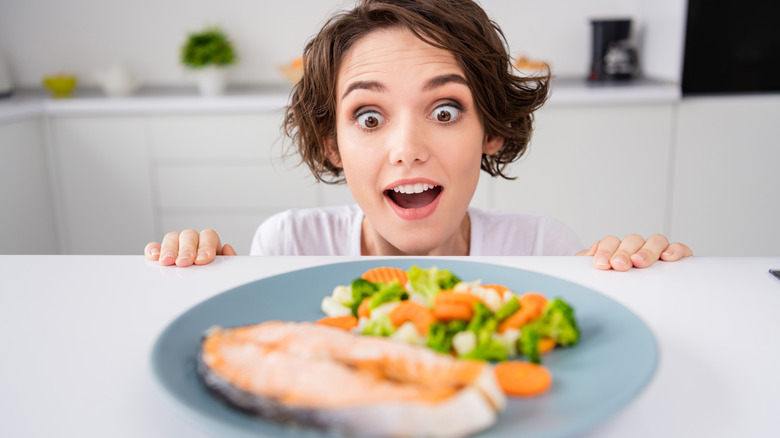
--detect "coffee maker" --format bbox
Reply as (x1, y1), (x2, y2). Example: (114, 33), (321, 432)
(589, 19), (638, 81)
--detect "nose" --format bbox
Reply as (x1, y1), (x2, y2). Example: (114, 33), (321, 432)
(387, 115), (430, 167)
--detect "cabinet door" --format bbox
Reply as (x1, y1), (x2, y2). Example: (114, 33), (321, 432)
(0, 117), (58, 254)
(671, 96), (780, 256)
(50, 116), (155, 254)
(491, 104), (675, 248)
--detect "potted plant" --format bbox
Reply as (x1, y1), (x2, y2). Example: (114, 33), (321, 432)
(181, 26), (237, 96)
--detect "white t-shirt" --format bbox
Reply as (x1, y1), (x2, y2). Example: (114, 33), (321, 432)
(250, 204), (584, 256)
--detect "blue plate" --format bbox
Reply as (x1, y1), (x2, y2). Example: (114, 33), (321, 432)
(151, 259), (657, 438)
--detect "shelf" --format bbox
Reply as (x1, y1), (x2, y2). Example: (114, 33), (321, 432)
(0, 79), (680, 122)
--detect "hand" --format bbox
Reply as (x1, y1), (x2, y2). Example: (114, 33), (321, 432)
(144, 229), (236, 267)
(576, 234), (692, 271)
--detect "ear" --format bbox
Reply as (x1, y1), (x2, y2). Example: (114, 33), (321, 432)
(482, 133), (504, 156)
(324, 136), (342, 168)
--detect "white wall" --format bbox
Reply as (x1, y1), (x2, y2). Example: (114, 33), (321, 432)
(0, 0), (687, 88)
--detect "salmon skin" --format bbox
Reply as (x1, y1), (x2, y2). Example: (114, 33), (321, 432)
(198, 321), (506, 437)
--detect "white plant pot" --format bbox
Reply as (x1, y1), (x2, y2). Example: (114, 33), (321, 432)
(196, 66), (227, 96)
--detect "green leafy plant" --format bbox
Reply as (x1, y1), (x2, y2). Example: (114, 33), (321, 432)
(181, 26), (237, 69)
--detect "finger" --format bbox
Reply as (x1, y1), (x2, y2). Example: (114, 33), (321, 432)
(661, 242), (693, 261)
(175, 229), (200, 267)
(194, 229), (221, 265)
(144, 242), (161, 261)
(576, 241), (598, 257)
(629, 234), (669, 268)
(609, 234), (646, 271)
(221, 243), (237, 256)
(159, 232), (180, 266)
(592, 235), (621, 270)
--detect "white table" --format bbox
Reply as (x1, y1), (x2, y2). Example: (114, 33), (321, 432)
(1, 256), (778, 437)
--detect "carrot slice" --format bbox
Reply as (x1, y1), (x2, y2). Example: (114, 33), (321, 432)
(498, 292), (548, 333)
(388, 300), (437, 335)
(316, 315), (358, 330)
(432, 291), (483, 321)
(361, 267), (408, 287)
(493, 361), (552, 397)
(357, 296), (372, 319)
(538, 337), (557, 354)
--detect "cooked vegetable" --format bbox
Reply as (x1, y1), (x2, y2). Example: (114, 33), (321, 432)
(361, 267), (409, 287)
(362, 314), (396, 336)
(388, 300), (436, 335)
(494, 295), (520, 322)
(408, 266), (461, 306)
(518, 297), (580, 363)
(538, 337), (557, 354)
(493, 361), (552, 397)
(319, 265), (581, 398)
(350, 278), (378, 316)
(432, 291), (483, 321)
(357, 297), (371, 319)
(497, 292), (548, 333)
(316, 315), (359, 330)
(532, 298), (581, 347)
(368, 282), (407, 310)
(426, 320), (468, 354)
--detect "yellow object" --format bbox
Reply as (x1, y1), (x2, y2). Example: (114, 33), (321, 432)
(513, 56), (549, 74)
(278, 57), (303, 85)
(43, 74), (78, 98)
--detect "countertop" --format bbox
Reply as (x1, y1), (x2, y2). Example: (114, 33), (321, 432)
(0, 255), (778, 437)
(0, 78), (680, 122)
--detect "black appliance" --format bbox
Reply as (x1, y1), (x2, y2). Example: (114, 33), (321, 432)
(589, 18), (638, 81)
(682, 0), (780, 95)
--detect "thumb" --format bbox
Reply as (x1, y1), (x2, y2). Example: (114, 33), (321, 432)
(576, 241), (598, 256)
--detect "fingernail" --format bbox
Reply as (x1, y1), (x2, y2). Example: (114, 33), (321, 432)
(596, 256), (610, 267)
(196, 251), (208, 261)
(663, 248), (674, 257)
(177, 251), (193, 261)
(150, 247), (160, 256)
(633, 251), (648, 263)
(613, 255), (629, 267)
(161, 251), (174, 261)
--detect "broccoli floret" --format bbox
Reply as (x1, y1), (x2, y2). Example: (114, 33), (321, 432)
(407, 265), (461, 305)
(519, 327), (541, 364)
(517, 297), (580, 364)
(536, 298), (580, 347)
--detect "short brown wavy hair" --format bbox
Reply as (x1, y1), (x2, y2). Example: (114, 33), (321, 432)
(284, 0), (550, 183)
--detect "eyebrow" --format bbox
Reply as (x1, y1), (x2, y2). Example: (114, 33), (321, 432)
(341, 81), (385, 100)
(341, 74), (469, 100)
(422, 74), (469, 91)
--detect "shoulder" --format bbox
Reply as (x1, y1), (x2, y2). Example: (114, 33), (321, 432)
(251, 205), (363, 255)
(469, 208), (583, 256)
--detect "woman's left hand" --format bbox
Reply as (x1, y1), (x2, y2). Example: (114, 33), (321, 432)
(576, 234), (693, 271)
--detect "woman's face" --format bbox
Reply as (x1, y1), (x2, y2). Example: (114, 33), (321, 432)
(327, 27), (502, 255)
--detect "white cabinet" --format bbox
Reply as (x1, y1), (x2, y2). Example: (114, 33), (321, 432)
(671, 95), (780, 256)
(49, 116), (156, 254)
(0, 116), (58, 254)
(6, 88), (777, 256)
(45, 111), (354, 255)
(486, 104), (675, 248)
(148, 112), (352, 254)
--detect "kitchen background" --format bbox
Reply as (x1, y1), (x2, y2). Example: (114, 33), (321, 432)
(0, 0), (778, 256)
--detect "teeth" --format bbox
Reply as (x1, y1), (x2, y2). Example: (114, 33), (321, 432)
(392, 183), (436, 194)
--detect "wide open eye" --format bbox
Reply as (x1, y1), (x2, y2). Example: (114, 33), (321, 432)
(356, 111), (385, 129)
(430, 104), (461, 123)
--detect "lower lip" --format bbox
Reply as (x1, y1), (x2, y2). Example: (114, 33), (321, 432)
(385, 190), (442, 221)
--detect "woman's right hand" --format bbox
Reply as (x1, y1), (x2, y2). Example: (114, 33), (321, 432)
(144, 229), (236, 267)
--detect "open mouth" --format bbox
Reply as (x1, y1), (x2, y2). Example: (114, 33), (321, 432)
(385, 183), (443, 209)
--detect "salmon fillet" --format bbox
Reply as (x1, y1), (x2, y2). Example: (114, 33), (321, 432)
(198, 321), (505, 437)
